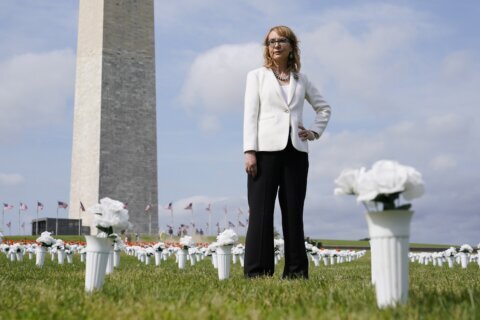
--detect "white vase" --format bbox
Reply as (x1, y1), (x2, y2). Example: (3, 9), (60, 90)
(145, 255), (151, 265)
(50, 252), (55, 261)
(459, 253), (469, 269)
(239, 254), (245, 267)
(217, 245), (233, 280)
(312, 255), (320, 267)
(477, 253), (480, 268)
(67, 254), (73, 264)
(232, 254), (238, 264)
(212, 253), (218, 269)
(28, 252), (33, 260)
(80, 252), (86, 263)
(155, 251), (162, 266)
(323, 256), (329, 266)
(36, 247), (47, 267)
(178, 249), (187, 269)
(366, 210), (413, 308)
(85, 236), (112, 293)
(57, 250), (65, 265)
(106, 251), (114, 274)
(16, 252), (24, 261)
(113, 251), (120, 268)
(446, 256), (454, 268)
(189, 254), (196, 266)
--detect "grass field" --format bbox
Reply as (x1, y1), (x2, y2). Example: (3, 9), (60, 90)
(0, 245), (478, 319)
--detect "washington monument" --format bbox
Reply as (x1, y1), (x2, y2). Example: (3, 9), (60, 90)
(69, 0), (158, 235)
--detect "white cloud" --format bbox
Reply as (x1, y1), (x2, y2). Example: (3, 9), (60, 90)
(199, 115), (221, 132)
(0, 49), (75, 142)
(179, 43), (262, 113)
(0, 173), (24, 186)
(430, 155), (457, 171)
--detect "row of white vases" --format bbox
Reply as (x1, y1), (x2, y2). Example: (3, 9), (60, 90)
(410, 252), (480, 269)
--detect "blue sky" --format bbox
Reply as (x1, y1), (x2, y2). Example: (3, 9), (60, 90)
(0, 0), (479, 245)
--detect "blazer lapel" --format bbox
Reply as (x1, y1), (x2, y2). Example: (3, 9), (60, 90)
(287, 72), (297, 106)
(269, 69), (289, 109)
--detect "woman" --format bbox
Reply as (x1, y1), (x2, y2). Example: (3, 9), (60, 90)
(243, 26), (331, 279)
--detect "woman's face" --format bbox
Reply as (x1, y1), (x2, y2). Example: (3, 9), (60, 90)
(267, 30), (292, 64)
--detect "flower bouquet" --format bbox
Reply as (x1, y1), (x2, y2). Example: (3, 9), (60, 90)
(112, 235), (124, 268)
(207, 243), (218, 268)
(477, 244), (480, 268)
(334, 160), (425, 308)
(36, 231), (56, 267)
(153, 242), (165, 266)
(85, 197), (130, 293)
(178, 236), (195, 269)
(274, 238), (284, 265)
(53, 239), (66, 265)
(145, 247), (155, 265)
(216, 229), (238, 280)
(10, 243), (24, 262)
(458, 244), (473, 269)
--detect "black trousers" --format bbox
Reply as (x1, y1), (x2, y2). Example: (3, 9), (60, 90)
(244, 137), (309, 279)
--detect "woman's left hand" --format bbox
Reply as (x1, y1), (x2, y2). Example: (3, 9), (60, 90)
(298, 125), (315, 141)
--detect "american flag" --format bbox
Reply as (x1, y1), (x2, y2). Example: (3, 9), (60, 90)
(21, 222), (25, 228)
(184, 203), (193, 210)
(228, 221), (236, 228)
(19, 202), (28, 211)
(237, 208), (243, 215)
(191, 222), (195, 228)
(166, 224), (172, 228)
(205, 203), (211, 211)
(6, 221), (11, 228)
(165, 202), (172, 210)
(238, 221), (246, 227)
(58, 201), (68, 209)
(145, 204), (151, 212)
(80, 201), (86, 212)
(3, 203), (14, 210)
(123, 202), (128, 209)
(37, 202), (44, 210)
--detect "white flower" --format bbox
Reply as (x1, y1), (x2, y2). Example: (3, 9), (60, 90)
(334, 159), (425, 211)
(36, 231), (56, 247)
(216, 229), (238, 246)
(403, 166), (425, 200)
(89, 197), (130, 235)
(145, 247), (155, 256)
(179, 235), (195, 248)
(334, 168), (364, 195)
(459, 244), (473, 253)
(53, 239), (65, 250)
(153, 242), (165, 252)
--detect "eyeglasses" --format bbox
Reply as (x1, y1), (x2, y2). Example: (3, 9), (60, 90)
(266, 38), (290, 47)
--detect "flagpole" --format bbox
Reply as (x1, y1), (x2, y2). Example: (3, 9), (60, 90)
(149, 211), (152, 236)
(18, 206), (21, 236)
(56, 207), (59, 236)
(78, 204), (81, 236)
(236, 210), (240, 234)
(209, 212), (212, 236)
(36, 204), (39, 235)
(170, 208), (174, 233)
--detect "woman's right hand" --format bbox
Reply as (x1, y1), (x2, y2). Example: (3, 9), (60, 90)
(244, 151), (257, 177)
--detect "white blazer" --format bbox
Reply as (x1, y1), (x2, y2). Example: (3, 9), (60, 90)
(243, 67), (331, 153)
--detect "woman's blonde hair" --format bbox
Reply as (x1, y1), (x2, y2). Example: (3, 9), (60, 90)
(263, 25), (301, 73)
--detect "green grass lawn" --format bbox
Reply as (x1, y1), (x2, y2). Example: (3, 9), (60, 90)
(0, 250), (478, 319)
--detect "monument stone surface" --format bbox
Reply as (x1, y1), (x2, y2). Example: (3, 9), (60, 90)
(69, 0), (158, 234)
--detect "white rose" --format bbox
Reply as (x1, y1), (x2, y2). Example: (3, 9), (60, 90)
(403, 165), (425, 200)
(216, 229), (238, 246)
(334, 168), (364, 195)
